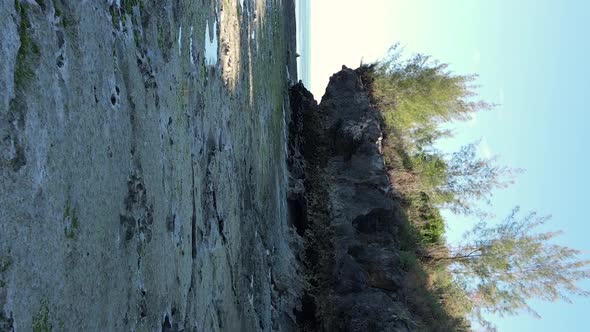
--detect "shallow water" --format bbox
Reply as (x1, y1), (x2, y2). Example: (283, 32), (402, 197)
(295, 0), (311, 86)
(205, 18), (218, 66)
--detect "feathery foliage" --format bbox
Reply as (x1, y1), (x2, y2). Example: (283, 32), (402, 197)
(370, 44), (513, 216)
(362, 45), (590, 331)
(446, 208), (590, 326)
(372, 44), (492, 139)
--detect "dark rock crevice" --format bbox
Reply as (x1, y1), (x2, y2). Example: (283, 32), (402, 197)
(288, 81), (335, 331)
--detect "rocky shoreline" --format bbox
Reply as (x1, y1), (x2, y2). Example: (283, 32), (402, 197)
(1, 0), (299, 330)
(1, 1), (411, 331)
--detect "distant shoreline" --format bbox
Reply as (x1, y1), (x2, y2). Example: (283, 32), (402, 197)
(295, 0), (311, 87)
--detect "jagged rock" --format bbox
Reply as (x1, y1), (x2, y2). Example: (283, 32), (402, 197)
(292, 68), (411, 332)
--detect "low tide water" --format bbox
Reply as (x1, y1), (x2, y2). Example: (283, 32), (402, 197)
(295, 0), (311, 87)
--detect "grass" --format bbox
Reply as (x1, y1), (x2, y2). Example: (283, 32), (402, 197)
(121, 0), (141, 15)
(51, 0), (62, 18)
(50, 0), (74, 28)
(63, 199), (79, 240)
(32, 299), (51, 332)
(0, 256), (12, 273)
(14, 4), (36, 89)
(109, 0), (142, 30)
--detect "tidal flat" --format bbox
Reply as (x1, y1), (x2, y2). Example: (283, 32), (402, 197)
(0, 1), (299, 330)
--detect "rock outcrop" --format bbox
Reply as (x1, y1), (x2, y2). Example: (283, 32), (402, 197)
(289, 67), (411, 331)
(1, 1), (300, 331)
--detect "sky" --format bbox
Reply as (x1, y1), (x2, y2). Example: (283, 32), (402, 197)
(309, 1), (590, 331)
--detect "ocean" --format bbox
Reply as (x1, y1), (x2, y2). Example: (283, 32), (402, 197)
(295, 0), (311, 87)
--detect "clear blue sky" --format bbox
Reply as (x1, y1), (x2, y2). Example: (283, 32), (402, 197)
(310, 1), (590, 330)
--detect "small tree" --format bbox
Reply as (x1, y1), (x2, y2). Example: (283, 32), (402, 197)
(373, 44), (493, 135)
(439, 207), (590, 330)
(371, 47), (510, 216)
(370, 45), (590, 330)
(437, 143), (521, 215)
(399, 142), (519, 216)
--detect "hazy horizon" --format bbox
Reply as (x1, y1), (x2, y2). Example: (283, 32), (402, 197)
(295, 0), (311, 86)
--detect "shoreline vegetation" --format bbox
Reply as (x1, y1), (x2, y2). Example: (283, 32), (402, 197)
(355, 44), (590, 331)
